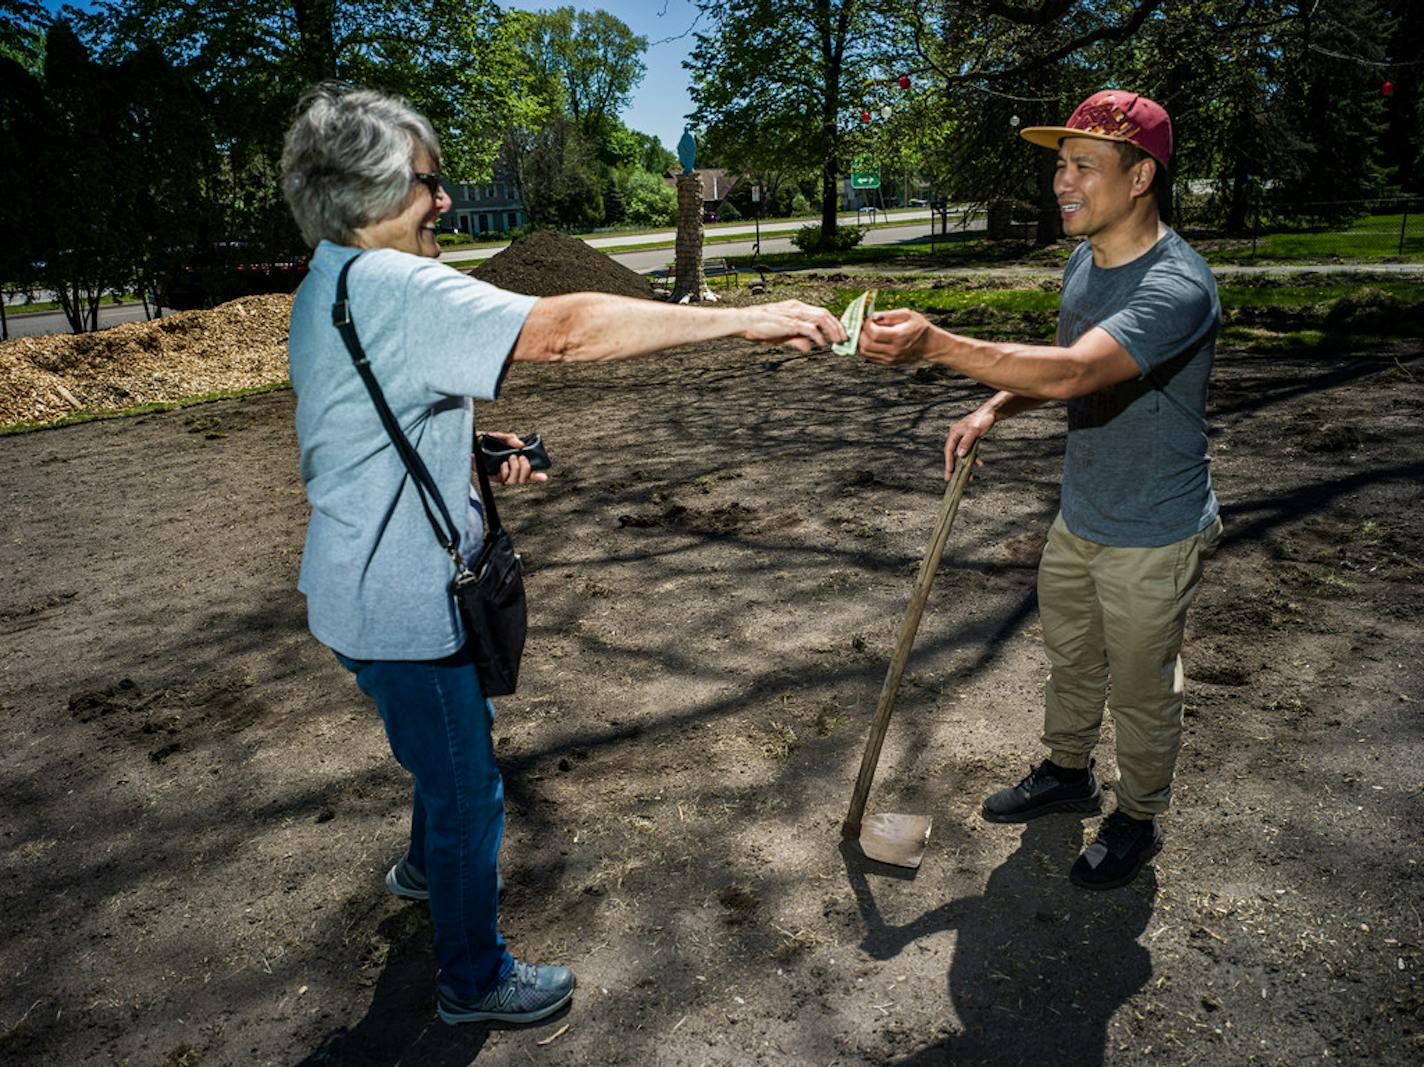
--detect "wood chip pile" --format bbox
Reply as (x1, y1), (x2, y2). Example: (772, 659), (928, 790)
(1, 235), (661, 431)
(0, 295), (294, 428)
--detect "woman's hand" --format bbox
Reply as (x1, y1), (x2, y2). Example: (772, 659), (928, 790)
(739, 300), (847, 352)
(480, 432), (549, 486)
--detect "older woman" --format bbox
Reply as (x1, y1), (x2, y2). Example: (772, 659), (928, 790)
(280, 84), (841, 1026)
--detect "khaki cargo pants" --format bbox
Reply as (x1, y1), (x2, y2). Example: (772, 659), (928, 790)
(1037, 511), (1222, 819)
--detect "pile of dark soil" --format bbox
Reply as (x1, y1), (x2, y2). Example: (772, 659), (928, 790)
(471, 229), (654, 300)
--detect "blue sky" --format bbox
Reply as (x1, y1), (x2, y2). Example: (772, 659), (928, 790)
(41, 0), (704, 150)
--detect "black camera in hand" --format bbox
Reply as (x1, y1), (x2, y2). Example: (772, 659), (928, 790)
(478, 433), (551, 475)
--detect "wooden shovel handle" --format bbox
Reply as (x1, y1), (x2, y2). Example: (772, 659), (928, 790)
(842, 439), (979, 838)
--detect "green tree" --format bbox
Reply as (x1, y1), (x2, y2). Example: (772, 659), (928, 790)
(890, 0), (1169, 243)
(514, 6), (646, 130)
(114, 43), (223, 314)
(687, 0), (887, 241)
(519, 114), (605, 229)
(0, 49), (45, 338)
(504, 6), (652, 225)
(621, 168), (677, 227)
(1269, 0), (1389, 222)
(75, 0), (534, 261)
(0, 0), (46, 69)
(1381, 2), (1423, 195)
(28, 22), (134, 332)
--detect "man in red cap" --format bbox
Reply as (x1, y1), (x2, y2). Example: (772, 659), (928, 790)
(858, 89), (1222, 890)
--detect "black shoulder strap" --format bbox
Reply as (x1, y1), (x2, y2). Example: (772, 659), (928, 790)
(331, 253), (503, 572)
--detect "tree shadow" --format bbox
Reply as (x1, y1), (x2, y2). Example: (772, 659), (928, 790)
(842, 818), (1158, 1066)
(293, 907), (570, 1066)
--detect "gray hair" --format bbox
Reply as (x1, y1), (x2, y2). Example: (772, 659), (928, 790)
(281, 84), (441, 248)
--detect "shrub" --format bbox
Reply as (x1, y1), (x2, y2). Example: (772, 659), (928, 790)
(623, 170), (677, 227)
(789, 224), (865, 253)
(717, 200), (741, 222)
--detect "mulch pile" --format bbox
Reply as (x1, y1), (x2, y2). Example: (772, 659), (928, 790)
(0, 295), (294, 429)
(471, 229), (653, 299)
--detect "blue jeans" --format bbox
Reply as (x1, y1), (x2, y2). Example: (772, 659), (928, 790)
(334, 644), (514, 998)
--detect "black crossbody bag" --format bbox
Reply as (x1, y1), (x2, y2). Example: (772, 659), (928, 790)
(331, 254), (526, 696)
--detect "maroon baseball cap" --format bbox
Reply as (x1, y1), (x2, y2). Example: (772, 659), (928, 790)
(1020, 90), (1172, 169)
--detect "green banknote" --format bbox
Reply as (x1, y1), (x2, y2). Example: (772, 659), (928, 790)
(831, 288), (877, 356)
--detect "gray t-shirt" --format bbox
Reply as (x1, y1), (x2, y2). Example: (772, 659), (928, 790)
(1056, 229), (1220, 548)
(288, 240), (538, 659)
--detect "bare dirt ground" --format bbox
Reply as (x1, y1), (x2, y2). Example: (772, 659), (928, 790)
(2, 282), (1422, 1067)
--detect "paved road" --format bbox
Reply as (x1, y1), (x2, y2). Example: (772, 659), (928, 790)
(436, 208), (937, 266)
(9, 218), (1422, 339)
(3, 301), (159, 339)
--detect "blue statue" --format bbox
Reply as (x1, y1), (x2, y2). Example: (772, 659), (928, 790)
(677, 127), (697, 174)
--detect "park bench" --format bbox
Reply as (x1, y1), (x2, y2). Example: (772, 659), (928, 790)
(701, 257), (739, 288)
(659, 256), (741, 295)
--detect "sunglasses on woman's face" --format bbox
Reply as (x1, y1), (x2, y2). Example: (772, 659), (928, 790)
(412, 171), (443, 198)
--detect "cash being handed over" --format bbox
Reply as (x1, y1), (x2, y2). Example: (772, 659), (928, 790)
(831, 289), (877, 356)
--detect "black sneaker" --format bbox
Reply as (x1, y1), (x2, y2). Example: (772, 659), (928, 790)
(981, 760), (1101, 823)
(437, 960), (575, 1025)
(1069, 811), (1163, 890)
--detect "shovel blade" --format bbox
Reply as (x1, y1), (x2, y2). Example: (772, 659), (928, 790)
(857, 813), (932, 869)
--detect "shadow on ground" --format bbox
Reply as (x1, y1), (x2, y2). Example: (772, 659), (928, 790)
(844, 817), (1157, 1066)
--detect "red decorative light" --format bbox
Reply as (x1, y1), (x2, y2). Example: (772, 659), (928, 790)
(1382, 81), (1394, 97)
(898, 75), (910, 90)
(861, 110), (871, 123)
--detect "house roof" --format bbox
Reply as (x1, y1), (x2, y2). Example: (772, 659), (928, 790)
(662, 168), (743, 201)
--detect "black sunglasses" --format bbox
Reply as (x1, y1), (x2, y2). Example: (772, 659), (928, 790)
(412, 171), (443, 198)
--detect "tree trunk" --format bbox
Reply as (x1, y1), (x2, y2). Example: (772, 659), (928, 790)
(821, 152), (839, 238)
(1031, 73), (1062, 246)
(1035, 147), (1060, 246)
(1226, 150), (1251, 235)
(293, 0), (339, 82)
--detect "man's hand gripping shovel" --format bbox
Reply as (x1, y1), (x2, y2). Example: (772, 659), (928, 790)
(842, 439), (979, 868)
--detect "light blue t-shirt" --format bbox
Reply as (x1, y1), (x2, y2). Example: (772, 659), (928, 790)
(288, 240), (538, 659)
(1056, 229), (1220, 548)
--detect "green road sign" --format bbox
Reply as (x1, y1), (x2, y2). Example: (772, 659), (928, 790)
(851, 156), (881, 190)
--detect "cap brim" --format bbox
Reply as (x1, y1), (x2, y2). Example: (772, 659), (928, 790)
(1020, 126), (1168, 167)
(1020, 126), (1133, 151)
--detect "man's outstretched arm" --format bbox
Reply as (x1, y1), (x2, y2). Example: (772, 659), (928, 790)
(859, 309), (1139, 401)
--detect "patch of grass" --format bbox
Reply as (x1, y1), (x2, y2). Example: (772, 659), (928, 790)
(0, 381), (291, 436)
(3, 292), (143, 315)
(761, 720), (800, 761)
(1208, 213), (1424, 263)
(589, 855), (644, 890)
(716, 882), (760, 923)
(159, 1044), (204, 1067)
(830, 286), (1062, 316)
(1219, 279), (1424, 308)
(772, 927), (826, 961)
(814, 708), (848, 736)
(1218, 326), (1397, 352)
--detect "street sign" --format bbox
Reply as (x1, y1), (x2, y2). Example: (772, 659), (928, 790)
(851, 158), (880, 189)
(751, 185), (761, 203)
